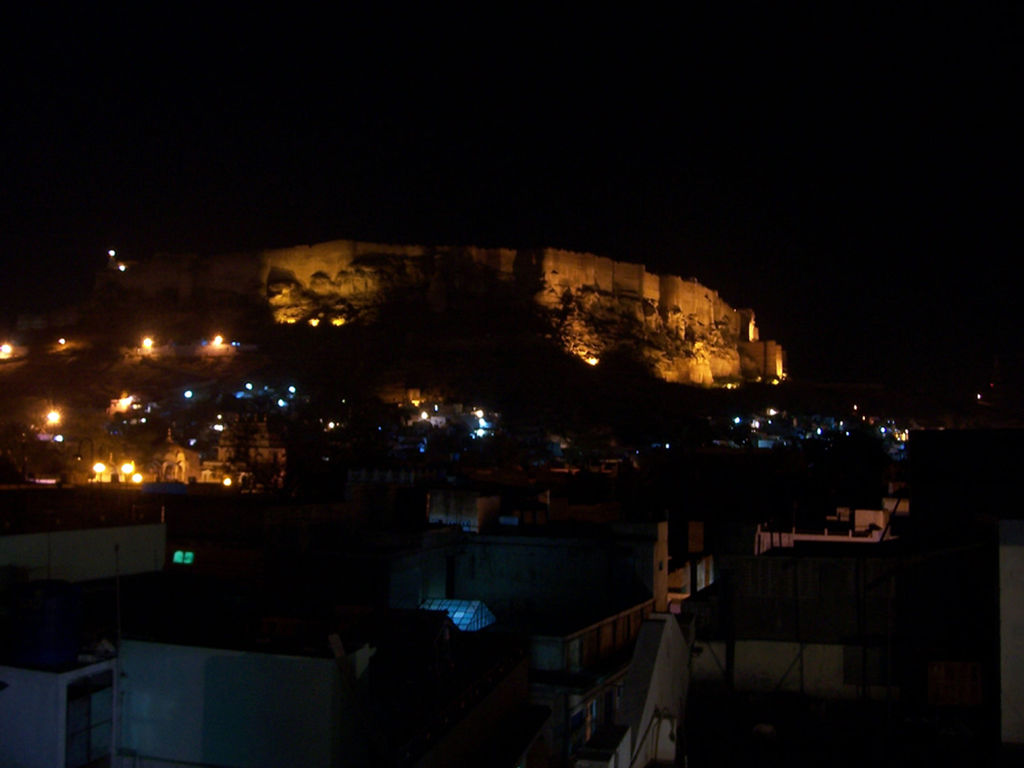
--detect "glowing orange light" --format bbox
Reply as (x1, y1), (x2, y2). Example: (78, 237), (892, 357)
(142, 337), (154, 350)
(222, 477), (233, 487)
(46, 410), (61, 426)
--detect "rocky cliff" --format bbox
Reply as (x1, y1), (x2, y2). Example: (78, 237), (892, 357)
(99, 239), (783, 386)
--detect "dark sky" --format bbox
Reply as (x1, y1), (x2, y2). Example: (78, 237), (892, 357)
(2, 8), (1020, 393)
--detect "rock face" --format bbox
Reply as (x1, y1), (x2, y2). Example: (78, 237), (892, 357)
(99, 239), (784, 386)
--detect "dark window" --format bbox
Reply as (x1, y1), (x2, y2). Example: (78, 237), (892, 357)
(66, 670), (113, 768)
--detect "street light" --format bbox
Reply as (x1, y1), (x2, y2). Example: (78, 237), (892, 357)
(46, 410), (61, 427)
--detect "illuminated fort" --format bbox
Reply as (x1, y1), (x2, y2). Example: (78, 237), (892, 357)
(99, 239), (785, 386)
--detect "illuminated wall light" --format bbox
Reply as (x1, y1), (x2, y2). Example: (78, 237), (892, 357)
(308, 318), (320, 327)
(213, 424), (224, 432)
(142, 337), (154, 350)
(222, 477), (233, 487)
(212, 334), (224, 346)
(58, 338), (66, 346)
(46, 410), (61, 426)
(330, 317), (345, 326)
(585, 357), (599, 366)
(0, 343), (12, 356)
(93, 462), (106, 474)
(121, 462), (135, 476)
(420, 411), (429, 420)
(131, 473), (143, 484)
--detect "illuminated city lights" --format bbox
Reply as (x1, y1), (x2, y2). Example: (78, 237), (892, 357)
(46, 410), (61, 426)
(0, 343), (12, 357)
(142, 337), (154, 350)
(308, 318), (320, 327)
(131, 473), (143, 484)
(121, 462), (135, 476)
(222, 477), (232, 487)
(93, 462), (106, 474)
(212, 334), (224, 346)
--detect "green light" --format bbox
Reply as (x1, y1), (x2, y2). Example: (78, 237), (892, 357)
(172, 550), (183, 564)
(183, 551), (194, 565)
(172, 550), (194, 565)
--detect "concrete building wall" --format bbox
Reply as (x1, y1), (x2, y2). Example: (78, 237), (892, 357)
(0, 523), (165, 582)
(1000, 520), (1024, 744)
(732, 640), (894, 701)
(119, 640), (342, 768)
(617, 614), (688, 767)
(0, 659), (116, 768)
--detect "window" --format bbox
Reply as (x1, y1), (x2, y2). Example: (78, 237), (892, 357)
(66, 670), (113, 768)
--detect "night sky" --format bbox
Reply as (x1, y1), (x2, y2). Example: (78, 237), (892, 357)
(2, 8), (1019, 394)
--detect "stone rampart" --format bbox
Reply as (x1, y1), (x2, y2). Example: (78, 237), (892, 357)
(97, 239), (780, 385)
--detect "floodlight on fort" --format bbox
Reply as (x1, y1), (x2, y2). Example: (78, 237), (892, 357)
(141, 336), (154, 351)
(46, 410), (61, 426)
(131, 473), (143, 484)
(212, 334), (224, 346)
(585, 356), (599, 366)
(121, 461), (135, 476)
(93, 462), (106, 475)
(222, 477), (233, 487)
(308, 318), (319, 327)
(0, 342), (12, 357)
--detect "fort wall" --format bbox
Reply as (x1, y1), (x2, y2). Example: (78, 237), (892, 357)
(96, 239), (781, 386)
